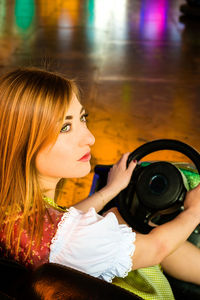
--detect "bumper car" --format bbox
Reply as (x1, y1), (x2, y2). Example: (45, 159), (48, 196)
(0, 258), (139, 299)
(0, 139), (200, 299)
(90, 139), (200, 299)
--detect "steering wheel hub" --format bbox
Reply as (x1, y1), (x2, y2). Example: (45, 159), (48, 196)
(136, 162), (186, 210)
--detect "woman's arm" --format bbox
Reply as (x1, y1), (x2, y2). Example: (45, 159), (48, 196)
(74, 153), (137, 212)
(161, 240), (200, 285)
(105, 184), (200, 274)
(133, 205), (200, 270)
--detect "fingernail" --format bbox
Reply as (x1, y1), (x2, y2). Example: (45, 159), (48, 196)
(133, 160), (137, 163)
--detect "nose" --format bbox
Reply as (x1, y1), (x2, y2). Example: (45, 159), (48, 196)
(79, 127), (95, 147)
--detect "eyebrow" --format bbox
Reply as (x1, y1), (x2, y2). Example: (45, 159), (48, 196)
(65, 106), (85, 120)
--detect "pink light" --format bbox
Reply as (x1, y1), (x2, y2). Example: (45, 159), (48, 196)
(140, 0), (168, 40)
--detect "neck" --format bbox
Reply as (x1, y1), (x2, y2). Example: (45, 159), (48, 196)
(38, 174), (60, 200)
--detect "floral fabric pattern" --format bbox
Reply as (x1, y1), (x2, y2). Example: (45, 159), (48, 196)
(0, 207), (63, 269)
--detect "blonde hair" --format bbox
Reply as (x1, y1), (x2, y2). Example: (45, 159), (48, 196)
(0, 67), (76, 257)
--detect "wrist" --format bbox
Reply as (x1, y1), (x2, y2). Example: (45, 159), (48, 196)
(184, 206), (200, 222)
(98, 185), (118, 205)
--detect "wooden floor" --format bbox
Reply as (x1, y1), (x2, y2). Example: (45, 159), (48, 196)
(0, 0), (200, 206)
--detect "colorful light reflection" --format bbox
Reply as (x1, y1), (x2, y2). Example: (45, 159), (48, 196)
(15, 0), (35, 32)
(86, 0), (127, 49)
(58, 0), (80, 27)
(0, 0), (6, 36)
(93, 0), (127, 38)
(140, 0), (168, 40)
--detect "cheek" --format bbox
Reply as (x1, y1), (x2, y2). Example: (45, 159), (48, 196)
(35, 142), (91, 178)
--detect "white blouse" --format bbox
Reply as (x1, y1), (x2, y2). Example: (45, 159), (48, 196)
(49, 207), (136, 282)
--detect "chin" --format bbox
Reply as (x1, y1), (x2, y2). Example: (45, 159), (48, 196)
(77, 163), (91, 178)
(61, 162), (91, 178)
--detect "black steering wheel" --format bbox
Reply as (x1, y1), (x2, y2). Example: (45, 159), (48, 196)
(94, 139), (200, 233)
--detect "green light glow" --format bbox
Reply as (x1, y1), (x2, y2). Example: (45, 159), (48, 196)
(0, 0), (6, 36)
(87, 0), (94, 26)
(15, 0), (35, 32)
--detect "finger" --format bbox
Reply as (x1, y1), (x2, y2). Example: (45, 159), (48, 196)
(127, 159), (137, 174)
(117, 152), (130, 166)
(119, 152), (137, 169)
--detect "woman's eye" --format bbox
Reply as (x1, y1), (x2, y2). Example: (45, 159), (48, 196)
(60, 123), (71, 133)
(81, 113), (88, 122)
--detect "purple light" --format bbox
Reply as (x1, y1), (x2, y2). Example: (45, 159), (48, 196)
(140, 0), (168, 40)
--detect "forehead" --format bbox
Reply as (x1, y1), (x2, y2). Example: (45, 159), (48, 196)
(66, 95), (83, 116)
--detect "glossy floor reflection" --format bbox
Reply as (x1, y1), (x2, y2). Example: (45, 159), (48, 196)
(0, 0), (200, 206)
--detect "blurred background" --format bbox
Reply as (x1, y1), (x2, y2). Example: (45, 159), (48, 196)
(0, 0), (200, 206)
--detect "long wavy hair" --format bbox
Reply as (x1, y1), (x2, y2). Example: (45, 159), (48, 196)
(0, 67), (76, 257)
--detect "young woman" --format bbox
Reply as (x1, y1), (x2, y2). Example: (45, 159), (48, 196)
(0, 68), (200, 300)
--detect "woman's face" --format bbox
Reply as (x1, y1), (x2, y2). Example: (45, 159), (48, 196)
(35, 95), (95, 180)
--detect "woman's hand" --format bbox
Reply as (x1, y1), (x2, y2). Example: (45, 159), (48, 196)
(105, 153), (137, 196)
(74, 153), (136, 213)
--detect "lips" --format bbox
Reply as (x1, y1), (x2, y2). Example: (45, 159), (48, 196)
(78, 152), (91, 162)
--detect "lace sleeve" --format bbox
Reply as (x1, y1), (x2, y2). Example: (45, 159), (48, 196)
(49, 207), (136, 282)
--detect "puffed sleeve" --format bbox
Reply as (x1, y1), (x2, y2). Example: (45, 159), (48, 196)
(49, 207), (136, 282)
